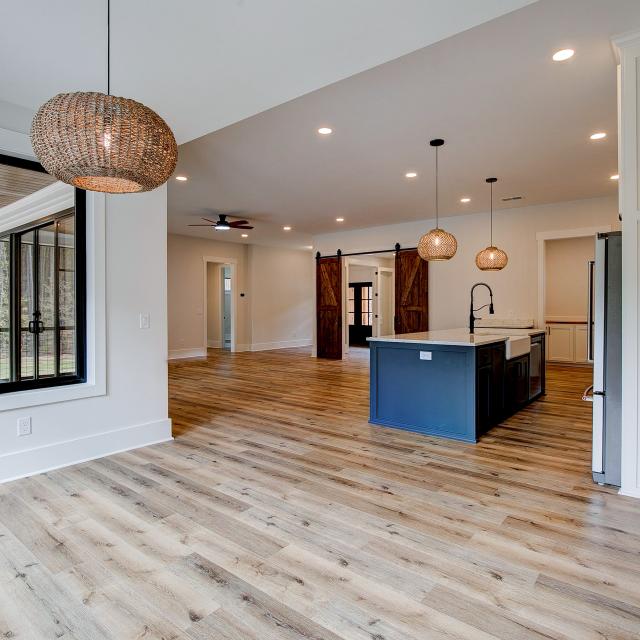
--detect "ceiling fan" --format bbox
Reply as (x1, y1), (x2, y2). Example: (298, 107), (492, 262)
(188, 212), (253, 231)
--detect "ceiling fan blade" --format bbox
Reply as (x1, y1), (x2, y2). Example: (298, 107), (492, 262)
(188, 224), (214, 227)
(234, 225), (254, 230)
(202, 217), (218, 224)
(229, 220), (249, 227)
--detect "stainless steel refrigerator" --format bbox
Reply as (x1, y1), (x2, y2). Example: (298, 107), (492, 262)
(585, 231), (622, 486)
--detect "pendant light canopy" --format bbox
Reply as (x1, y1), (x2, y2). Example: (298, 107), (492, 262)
(417, 139), (457, 262)
(31, 1), (177, 194)
(475, 177), (508, 271)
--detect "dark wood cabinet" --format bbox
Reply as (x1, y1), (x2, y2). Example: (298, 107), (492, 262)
(505, 354), (530, 414)
(476, 343), (505, 434)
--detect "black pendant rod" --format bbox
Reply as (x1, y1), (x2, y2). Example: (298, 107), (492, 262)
(315, 245), (417, 259)
(486, 177), (498, 246)
(430, 138), (444, 228)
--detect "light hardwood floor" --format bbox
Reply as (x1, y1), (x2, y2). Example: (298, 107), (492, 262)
(1, 347), (639, 639)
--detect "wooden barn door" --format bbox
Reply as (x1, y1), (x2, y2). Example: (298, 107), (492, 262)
(395, 249), (428, 334)
(316, 257), (342, 359)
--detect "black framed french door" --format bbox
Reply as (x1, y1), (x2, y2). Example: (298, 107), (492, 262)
(348, 281), (373, 346)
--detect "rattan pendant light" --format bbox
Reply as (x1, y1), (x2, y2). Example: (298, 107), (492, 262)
(475, 177), (508, 271)
(31, 0), (177, 194)
(417, 139), (457, 261)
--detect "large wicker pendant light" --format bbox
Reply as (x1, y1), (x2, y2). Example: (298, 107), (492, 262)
(31, 0), (177, 194)
(417, 139), (457, 261)
(475, 177), (508, 271)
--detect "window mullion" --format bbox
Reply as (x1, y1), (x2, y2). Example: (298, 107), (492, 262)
(33, 228), (39, 380)
(54, 219), (60, 377)
(10, 233), (19, 383)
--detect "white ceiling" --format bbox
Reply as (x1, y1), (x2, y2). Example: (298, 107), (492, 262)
(169, 0), (638, 243)
(0, 0), (534, 144)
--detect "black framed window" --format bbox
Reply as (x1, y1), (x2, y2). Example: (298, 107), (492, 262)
(0, 154), (86, 394)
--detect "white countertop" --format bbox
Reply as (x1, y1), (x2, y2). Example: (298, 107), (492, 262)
(368, 327), (545, 347)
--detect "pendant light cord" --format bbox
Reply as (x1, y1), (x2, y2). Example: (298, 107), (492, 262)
(435, 145), (439, 229)
(107, 0), (111, 95)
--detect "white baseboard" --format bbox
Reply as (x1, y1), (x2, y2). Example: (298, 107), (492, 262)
(0, 418), (173, 484)
(250, 338), (312, 352)
(168, 347), (207, 360)
(207, 339), (222, 348)
(619, 485), (640, 499)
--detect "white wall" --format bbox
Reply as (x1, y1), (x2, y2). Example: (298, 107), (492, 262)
(167, 234), (313, 355)
(0, 128), (171, 482)
(545, 236), (595, 322)
(314, 195), (619, 331)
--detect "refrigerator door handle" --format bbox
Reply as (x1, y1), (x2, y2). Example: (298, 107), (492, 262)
(587, 260), (595, 362)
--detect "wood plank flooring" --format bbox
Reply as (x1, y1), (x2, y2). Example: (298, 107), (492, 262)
(1, 347), (639, 639)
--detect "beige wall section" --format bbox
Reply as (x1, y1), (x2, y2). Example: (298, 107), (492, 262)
(313, 195), (619, 331)
(167, 234), (313, 356)
(167, 234), (250, 356)
(349, 265), (377, 283)
(544, 236), (595, 322)
(248, 245), (314, 350)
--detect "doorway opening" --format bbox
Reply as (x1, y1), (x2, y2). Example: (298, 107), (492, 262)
(343, 253), (396, 355)
(204, 256), (237, 353)
(537, 226), (610, 366)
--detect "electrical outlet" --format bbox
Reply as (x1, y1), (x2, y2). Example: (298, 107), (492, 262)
(139, 313), (150, 329)
(17, 416), (31, 437)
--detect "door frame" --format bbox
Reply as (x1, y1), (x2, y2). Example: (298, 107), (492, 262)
(203, 256), (237, 353)
(536, 225), (612, 331)
(342, 257), (394, 354)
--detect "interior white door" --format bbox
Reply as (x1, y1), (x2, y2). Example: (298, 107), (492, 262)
(377, 269), (394, 337)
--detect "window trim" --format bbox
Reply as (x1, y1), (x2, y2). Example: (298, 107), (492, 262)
(0, 155), (87, 395)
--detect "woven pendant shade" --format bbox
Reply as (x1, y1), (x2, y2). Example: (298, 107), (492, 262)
(475, 246), (508, 271)
(417, 138), (458, 262)
(31, 92), (177, 194)
(475, 177), (508, 271)
(418, 228), (458, 261)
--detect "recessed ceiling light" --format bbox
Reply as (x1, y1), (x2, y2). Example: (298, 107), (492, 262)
(175, 175), (188, 181)
(590, 132), (607, 140)
(241, 233), (248, 238)
(460, 197), (471, 203)
(552, 48), (574, 62)
(283, 226), (292, 231)
(610, 174), (619, 180)
(318, 127), (332, 135)
(304, 245), (313, 250)
(405, 172), (417, 178)
(336, 217), (344, 222)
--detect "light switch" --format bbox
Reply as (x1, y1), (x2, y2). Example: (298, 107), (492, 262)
(419, 351), (432, 360)
(139, 313), (151, 329)
(17, 416), (31, 436)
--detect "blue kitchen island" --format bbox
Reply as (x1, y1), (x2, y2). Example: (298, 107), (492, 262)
(368, 328), (545, 442)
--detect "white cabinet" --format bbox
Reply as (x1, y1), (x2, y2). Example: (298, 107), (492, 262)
(547, 324), (575, 362)
(546, 323), (590, 363)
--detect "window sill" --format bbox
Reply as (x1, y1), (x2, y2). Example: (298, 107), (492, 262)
(0, 378), (106, 411)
